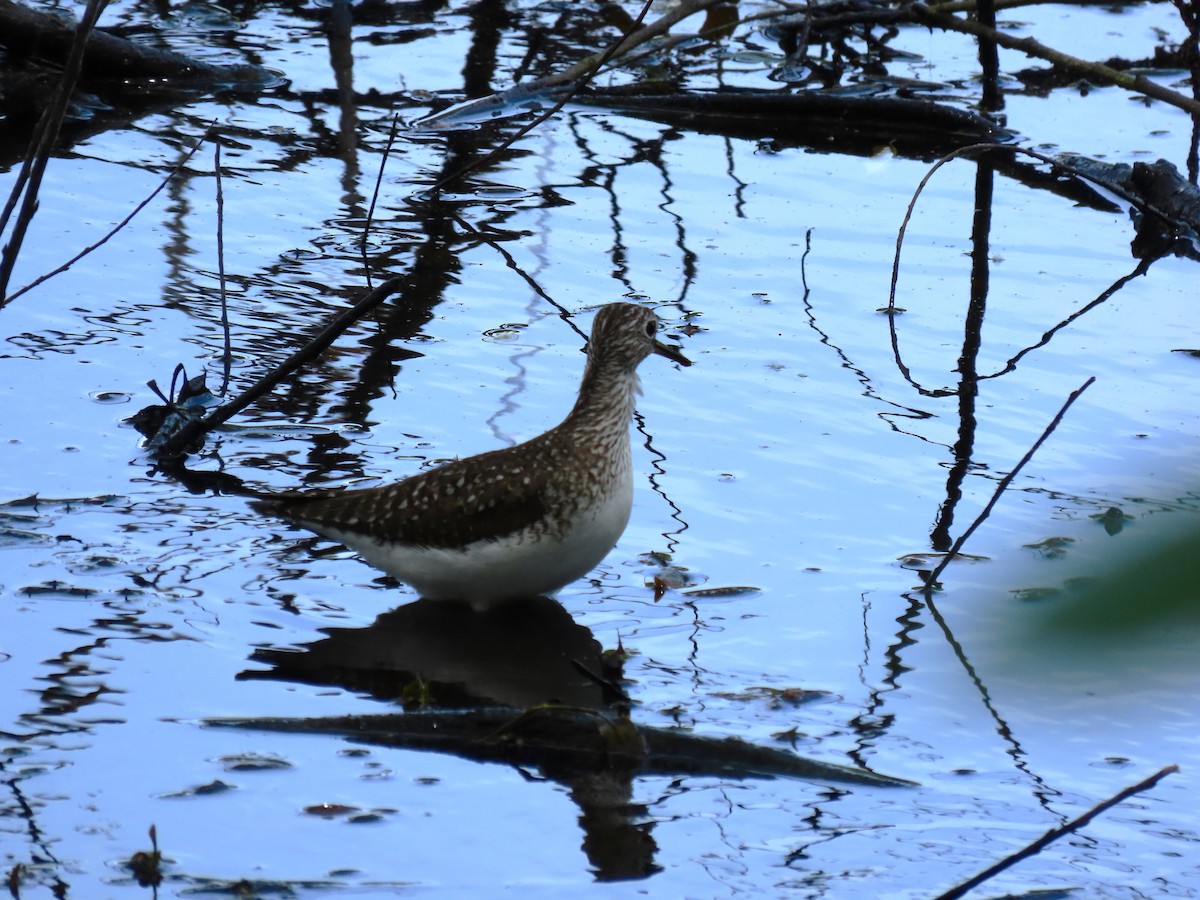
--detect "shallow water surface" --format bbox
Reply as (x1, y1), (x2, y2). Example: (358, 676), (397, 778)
(2, 1), (1199, 897)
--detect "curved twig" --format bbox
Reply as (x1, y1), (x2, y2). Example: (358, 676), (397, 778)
(888, 143), (1190, 395)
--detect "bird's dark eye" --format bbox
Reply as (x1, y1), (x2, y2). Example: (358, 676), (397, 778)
(645, 321), (656, 337)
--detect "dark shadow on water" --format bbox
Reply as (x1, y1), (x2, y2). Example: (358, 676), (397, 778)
(240, 595), (656, 880)
(242, 595), (617, 711)
(232, 595), (912, 882)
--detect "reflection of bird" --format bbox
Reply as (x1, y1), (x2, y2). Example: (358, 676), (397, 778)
(252, 303), (691, 607)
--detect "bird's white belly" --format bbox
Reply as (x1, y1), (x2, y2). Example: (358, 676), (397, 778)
(316, 478), (634, 608)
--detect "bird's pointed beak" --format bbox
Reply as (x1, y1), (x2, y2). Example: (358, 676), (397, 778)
(652, 338), (692, 367)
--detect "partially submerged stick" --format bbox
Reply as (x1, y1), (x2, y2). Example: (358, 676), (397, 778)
(216, 142), (232, 394)
(922, 376), (1096, 590)
(913, 2), (1200, 117)
(2, 126), (212, 305)
(420, 0), (666, 195)
(153, 276), (405, 459)
(0, 0), (109, 303)
(931, 764), (1181, 900)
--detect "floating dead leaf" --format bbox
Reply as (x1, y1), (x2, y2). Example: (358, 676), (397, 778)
(219, 753), (291, 772)
(772, 726), (806, 747)
(1023, 537), (1075, 560)
(602, 635), (633, 665)
(128, 364), (217, 454)
(1091, 506), (1132, 536)
(638, 550), (673, 566)
(161, 779), (235, 798)
(679, 585), (761, 599)
(124, 825), (163, 887)
(304, 803), (358, 818)
(6, 862), (24, 896)
(652, 575), (668, 600)
(1011, 587), (1064, 603)
(897, 552), (988, 569)
(716, 687), (831, 709)
(649, 564), (693, 599)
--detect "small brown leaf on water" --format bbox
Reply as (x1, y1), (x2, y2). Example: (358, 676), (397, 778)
(219, 753), (291, 772)
(772, 726), (806, 747)
(1091, 506), (1131, 536)
(160, 779), (236, 798)
(679, 585), (761, 598)
(716, 686), (830, 709)
(1023, 537), (1075, 560)
(304, 803), (358, 818)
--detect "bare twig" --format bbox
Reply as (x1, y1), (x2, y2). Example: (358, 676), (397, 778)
(216, 141), (232, 394)
(931, 764), (1181, 900)
(887, 143), (1188, 396)
(544, 0), (728, 87)
(979, 257), (1153, 381)
(0, 0), (110, 303)
(886, 143), (1001, 397)
(923, 376), (1095, 589)
(361, 113), (402, 287)
(887, 145), (1006, 314)
(579, 0), (1199, 121)
(2, 127), (212, 305)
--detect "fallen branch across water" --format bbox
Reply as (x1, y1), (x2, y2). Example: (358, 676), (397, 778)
(912, 2), (1200, 117)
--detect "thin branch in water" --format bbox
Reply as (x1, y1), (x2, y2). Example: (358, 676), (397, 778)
(3, 126), (213, 305)
(913, 2), (1200, 117)
(153, 276), (406, 460)
(423, 0), (664, 197)
(975, 0), (1001, 111)
(888, 143), (1186, 396)
(887, 143), (1003, 397)
(546, 0), (730, 86)
(888, 143), (1010, 316)
(922, 376), (1095, 590)
(979, 257), (1153, 381)
(0, 0), (111, 302)
(216, 140), (232, 394)
(931, 764), (1180, 900)
(361, 112), (402, 288)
